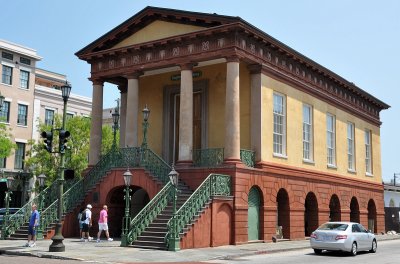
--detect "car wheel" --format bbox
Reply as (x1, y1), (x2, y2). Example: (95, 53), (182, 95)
(314, 249), (323, 255)
(350, 242), (357, 256)
(369, 239), (377, 253)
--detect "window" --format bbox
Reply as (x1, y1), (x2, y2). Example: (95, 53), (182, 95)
(303, 104), (313, 161)
(20, 70), (30, 89)
(273, 93), (286, 155)
(1, 52), (13, 60)
(365, 130), (372, 174)
(2, 65), (13, 85)
(0, 157), (5, 168)
(20, 57), (31, 65)
(326, 114), (336, 166)
(45, 109), (54, 126)
(347, 122), (355, 170)
(17, 104), (28, 126)
(0, 101), (10, 122)
(14, 142), (25, 169)
(66, 113), (74, 120)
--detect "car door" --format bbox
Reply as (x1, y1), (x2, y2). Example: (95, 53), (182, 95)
(357, 224), (371, 250)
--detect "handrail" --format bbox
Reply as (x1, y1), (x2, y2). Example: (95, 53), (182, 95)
(165, 173), (231, 249)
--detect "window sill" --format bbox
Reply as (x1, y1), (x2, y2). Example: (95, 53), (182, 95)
(17, 124), (28, 128)
(303, 159), (315, 165)
(365, 172), (374, 177)
(1, 82), (12, 87)
(327, 164), (337, 170)
(273, 153), (288, 160)
(0, 121), (10, 125)
(18, 87), (29, 91)
(347, 169), (357, 174)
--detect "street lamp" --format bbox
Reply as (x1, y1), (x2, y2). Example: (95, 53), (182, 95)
(121, 169), (132, 247)
(49, 81), (71, 252)
(168, 165), (180, 251)
(37, 174), (46, 239)
(111, 104), (120, 149)
(141, 104), (150, 149)
(1, 176), (14, 239)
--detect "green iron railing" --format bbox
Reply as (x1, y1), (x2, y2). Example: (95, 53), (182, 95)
(240, 149), (255, 168)
(193, 148), (224, 167)
(165, 174), (231, 250)
(124, 181), (174, 245)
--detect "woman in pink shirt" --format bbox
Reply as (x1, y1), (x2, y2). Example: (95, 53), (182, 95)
(96, 205), (113, 242)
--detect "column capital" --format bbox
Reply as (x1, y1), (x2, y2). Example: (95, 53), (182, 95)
(124, 71), (143, 79)
(89, 78), (104, 86)
(226, 55), (240, 63)
(248, 64), (262, 74)
(179, 62), (198, 71)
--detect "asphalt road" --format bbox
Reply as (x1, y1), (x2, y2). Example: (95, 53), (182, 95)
(207, 239), (400, 264)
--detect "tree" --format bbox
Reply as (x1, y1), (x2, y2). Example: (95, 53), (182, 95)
(0, 122), (16, 160)
(101, 125), (120, 155)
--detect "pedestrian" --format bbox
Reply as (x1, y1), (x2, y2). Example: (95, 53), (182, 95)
(96, 205), (113, 242)
(77, 208), (84, 239)
(24, 204), (39, 247)
(80, 204), (93, 242)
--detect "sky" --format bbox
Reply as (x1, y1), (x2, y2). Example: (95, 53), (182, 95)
(1, 0), (399, 182)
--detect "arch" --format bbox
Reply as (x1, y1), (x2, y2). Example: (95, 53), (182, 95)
(350, 197), (360, 223)
(304, 192), (318, 236)
(277, 188), (290, 239)
(389, 198), (395, 207)
(368, 199), (377, 233)
(248, 186), (262, 241)
(214, 203), (232, 246)
(329, 194), (341, 221)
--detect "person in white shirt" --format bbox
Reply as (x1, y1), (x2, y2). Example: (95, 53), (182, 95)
(80, 204), (93, 242)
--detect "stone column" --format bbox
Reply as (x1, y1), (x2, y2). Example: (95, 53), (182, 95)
(89, 79), (104, 166)
(178, 64), (194, 163)
(249, 64), (262, 162)
(119, 85), (127, 148)
(125, 73), (140, 147)
(224, 57), (240, 161)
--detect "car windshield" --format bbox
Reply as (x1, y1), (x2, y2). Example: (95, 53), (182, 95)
(318, 223), (348, 231)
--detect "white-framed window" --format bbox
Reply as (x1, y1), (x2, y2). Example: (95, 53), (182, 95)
(0, 101), (10, 123)
(326, 113), (336, 166)
(302, 104), (313, 161)
(45, 109), (54, 126)
(2, 65), (13, 85)
(14, 142), (25, 169)
(365, 129), (372, 174)
(273, 93), (286, 156)
(347, 122), (355, 171)
(17, 104), (28, 126)
(20, 70), (30, 89)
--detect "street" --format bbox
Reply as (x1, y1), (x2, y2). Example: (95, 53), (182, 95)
(206, 239), (400, 264)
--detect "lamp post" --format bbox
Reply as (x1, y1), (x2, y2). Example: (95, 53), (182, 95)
(141, 105), (150, 149)
(111, 104), (120, 150)
(168, 165), (180, 251)
(49, 81), (71, 252)
(394, 173), (400, 186)
(2, 176), (14, 239)
(120, 169), (132, 247)
(37, 174), (46, 239)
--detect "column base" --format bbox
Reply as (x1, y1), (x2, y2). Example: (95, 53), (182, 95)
(49, 223), (65, 252)
(223, 158), (241, 164)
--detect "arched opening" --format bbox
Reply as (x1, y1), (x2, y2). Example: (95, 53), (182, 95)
(350, 197), (360, 223)
(277, 188), (290, 239)
(368, 199), (377, 233)
(107, 185), (149, 237)
(329, 194), (341, 221)
(304, 192), (318, 236)
(248, 186), (262, 241)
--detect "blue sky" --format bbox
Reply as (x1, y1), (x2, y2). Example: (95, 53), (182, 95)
(1, 1), (399, 181)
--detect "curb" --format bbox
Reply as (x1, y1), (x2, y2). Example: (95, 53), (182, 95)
(0, 249), (82, 261)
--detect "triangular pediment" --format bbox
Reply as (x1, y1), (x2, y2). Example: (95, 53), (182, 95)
(112, 20), (206, 49)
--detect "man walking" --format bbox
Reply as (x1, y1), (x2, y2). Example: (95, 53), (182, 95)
(81, 204), (93, 242)
(24, 204), (39, 247)
(96, 205), (113, 242)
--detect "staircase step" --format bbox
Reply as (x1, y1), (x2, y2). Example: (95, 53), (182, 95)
(141, 231), (167, 237)
(132, 240), (167, 249)
(137, 235), (165, 242)
(130, 244), (167, 250)
(146, 227), (167, 232)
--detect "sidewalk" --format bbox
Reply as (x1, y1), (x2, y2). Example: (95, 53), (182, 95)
(0, 235), (399, 263)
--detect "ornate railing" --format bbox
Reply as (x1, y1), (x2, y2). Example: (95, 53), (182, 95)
(124, 181), (174, 245)
(240, 149), (255, 168)
(193, 148), (224, 167)
(165, 174), (231, 249)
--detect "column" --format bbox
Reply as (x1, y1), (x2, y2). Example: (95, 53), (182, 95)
(178, 63), (194, 163)
(249, 64), (262, 162)
(89, 79), (104, 166)
(224, 57), (240, 161)
(125, 73), (140, 147)
(119, 85), (127, 148)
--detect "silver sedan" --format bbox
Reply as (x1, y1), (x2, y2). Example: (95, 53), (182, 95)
(310, 222), (377, 256)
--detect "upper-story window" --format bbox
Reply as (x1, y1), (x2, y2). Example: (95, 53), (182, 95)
(0, 101), (10, 123)
(1, 51), (13, 60)
(66, 113), (74, 120)
(273, 93), (286, 156)
(20, 70), (30, 89)
(45, 109), (54, 126)
(2, 65), (13, 85)
(14, 142), (25, 170)
(302, 104), (313, 161)
(326, 113), (336, 166)
(347, 122), (355, 171)
(17, 104), (28, 126)
(365, 129), (372, 174)
(19, 57), (31, 65)
(0, 157), (5, 168)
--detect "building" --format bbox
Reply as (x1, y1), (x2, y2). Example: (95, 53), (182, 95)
(0, 40), (92, 208)
(384, 182), (400, 232)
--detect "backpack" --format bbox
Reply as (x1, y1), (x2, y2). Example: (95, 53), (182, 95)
(80, 210), (87, 221)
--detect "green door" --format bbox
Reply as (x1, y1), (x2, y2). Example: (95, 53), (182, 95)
(248, 187), (261, 241)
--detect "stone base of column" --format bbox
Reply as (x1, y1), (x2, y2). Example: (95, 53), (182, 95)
(176, 160), (193, 167)
(223, 158), (241, 164)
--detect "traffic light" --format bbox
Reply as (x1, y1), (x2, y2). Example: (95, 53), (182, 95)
(41, 131), (53, 153)
(59, 130), (70, 153)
